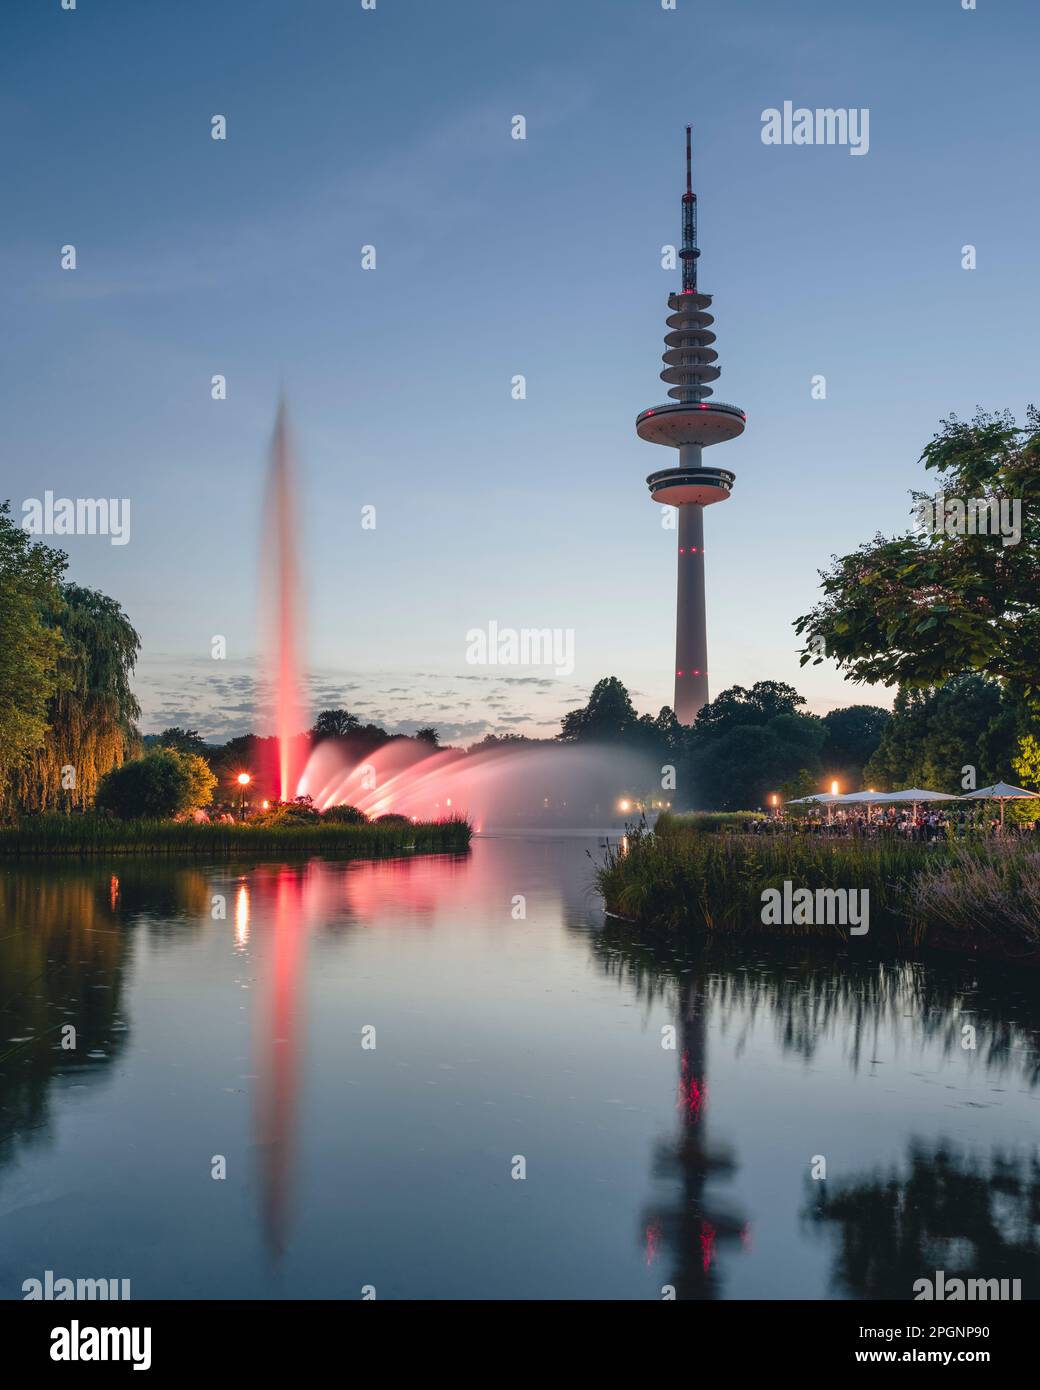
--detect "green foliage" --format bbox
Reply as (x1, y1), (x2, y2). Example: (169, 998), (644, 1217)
(374, 813), (411, 825)
(95, 751), (191, 820)
(796, 407), (1040, 704)
(864, 676), (1021, 792)
(692, 681), (807, 738)
(414, 727), (439, 747)
(559, 676), (641, 743)
(656, 810), (763, 834)
(821, 705), (891, 784)
(1012, 733), (1040, 786)
(597, 826), (1040, 953)
(321, 805), (368, 824)
(252, 796), (320, 827)
(0, 815), (471, 858)
(311, 709), (360, 741)
(10, 582), (141, 813)
(0, 500), (66, 795)
(690, 714), (827, 810)
(174, 751), (217, 809)
(156, 727), (207, 754)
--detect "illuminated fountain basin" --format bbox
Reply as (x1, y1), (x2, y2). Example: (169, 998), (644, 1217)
(297, 739), (660, 831)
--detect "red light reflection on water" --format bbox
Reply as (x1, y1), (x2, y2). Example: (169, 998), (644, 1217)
(677, 1049), (707, 1120)
(699, 1219), (716, 1272)
(645, 1220), (661, 1265)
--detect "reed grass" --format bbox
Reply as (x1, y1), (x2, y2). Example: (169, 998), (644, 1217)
(908, 844), (1040, 948)
(655, 809), (763, 834)
(595, 826), (1040, 950)
(0, 813), (472, 858)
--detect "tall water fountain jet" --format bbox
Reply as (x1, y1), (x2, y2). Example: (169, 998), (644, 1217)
(261, 401), (308, 800)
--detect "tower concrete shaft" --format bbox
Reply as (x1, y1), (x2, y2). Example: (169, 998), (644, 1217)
(674, 465), (708, 721)
(636, 128), (746, 725)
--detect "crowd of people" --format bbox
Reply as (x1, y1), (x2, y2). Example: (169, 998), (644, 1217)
(747, 807), (1037, 840)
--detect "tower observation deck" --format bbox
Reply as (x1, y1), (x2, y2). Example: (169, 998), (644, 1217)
(637, 127), (745, 723)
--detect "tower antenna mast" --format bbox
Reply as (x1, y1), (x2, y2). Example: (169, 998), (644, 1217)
(635, 127), (746, 724)
(681, 125), (698, 295)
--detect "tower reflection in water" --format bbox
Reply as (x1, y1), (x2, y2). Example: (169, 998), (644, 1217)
(641, 969), (748, 1297)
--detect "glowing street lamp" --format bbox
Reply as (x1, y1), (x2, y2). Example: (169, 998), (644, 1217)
(236, 772), (251, 819)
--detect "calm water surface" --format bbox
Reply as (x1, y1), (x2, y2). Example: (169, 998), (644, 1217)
(1, 835), (1038, 1299)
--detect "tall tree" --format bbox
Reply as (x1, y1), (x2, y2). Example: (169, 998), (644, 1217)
(692, 681), (807, 740)
(796, 408), (1040, 705)
(11, 584), (141, 812)
(559, 677), (638, 742)
(821, 705), (891, 785)
(0, 500), (65, 802)
(311, 709), (361, 741)
(156, 727), (206, 753)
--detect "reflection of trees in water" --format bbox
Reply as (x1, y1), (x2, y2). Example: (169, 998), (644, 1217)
(590, 922), (1040, 1299)
(806, 1144), (1040, 1299)
(0, 863), (208, 1174)
(593, 926), (1040, 1086)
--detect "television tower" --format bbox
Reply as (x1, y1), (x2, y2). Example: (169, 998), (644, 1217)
(636, 127), (745, 724)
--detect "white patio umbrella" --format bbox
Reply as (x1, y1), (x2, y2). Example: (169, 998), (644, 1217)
(961, 781), (1040, 828)
(878, 788), (960, 802)
(874, 788), (961, 820)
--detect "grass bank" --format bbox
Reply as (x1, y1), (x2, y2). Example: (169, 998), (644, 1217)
(597, 826), (1040, 959)
(0, 814), (472, 858)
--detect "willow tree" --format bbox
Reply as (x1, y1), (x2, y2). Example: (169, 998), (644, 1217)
(12, 584), (142, 812)
(0, 500), (65, 798)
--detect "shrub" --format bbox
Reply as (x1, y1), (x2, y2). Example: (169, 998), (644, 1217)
(374, 813), (410, 826)
(95, 750), (192, 820)
(175, 751), (217, 809)
(252, 796), (320, 827)
(656, 810), (763, 835)
(321, 805), (368, 824)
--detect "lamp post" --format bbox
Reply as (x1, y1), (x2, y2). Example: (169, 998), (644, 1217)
(236, 772), (251, 820)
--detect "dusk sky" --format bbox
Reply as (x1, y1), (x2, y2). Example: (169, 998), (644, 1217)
(3, 0), (1038, 744)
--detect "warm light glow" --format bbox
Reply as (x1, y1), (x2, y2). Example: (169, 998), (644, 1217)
(262, 799), (269, 810)
(618, 798), (632, 813)
(830, 780), (839, 796)
(770, 794), (777, 806)
(237, 772), (251, 786)
(234, 884), (250, 948)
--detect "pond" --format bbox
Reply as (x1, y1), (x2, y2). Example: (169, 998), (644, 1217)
(1, 835), (1038, 1299)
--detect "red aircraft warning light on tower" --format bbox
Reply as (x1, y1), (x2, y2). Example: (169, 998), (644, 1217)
(636, 127), (745, 724)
